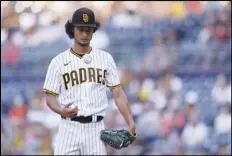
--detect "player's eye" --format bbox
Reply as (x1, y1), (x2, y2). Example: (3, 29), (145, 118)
(84, 28), (92, 33)
(78, 28), (84, 32)
(77, 27), (92, 33)
(76, 27), (84, 32)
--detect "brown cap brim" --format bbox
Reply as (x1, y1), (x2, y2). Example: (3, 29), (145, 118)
(72, 24), (96, 27)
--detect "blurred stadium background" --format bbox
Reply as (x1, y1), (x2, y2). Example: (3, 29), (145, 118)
(1, 1), (231, 155)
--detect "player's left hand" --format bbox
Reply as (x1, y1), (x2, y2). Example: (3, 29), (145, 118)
(100, 129), (137, 150)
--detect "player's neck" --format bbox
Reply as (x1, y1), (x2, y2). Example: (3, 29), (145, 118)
(72, 44), (91, 55)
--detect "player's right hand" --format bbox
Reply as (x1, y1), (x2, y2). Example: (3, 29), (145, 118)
(60, 103), (79, 118)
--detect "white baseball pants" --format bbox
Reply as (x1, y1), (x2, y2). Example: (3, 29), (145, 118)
(54, 118), (106, 155)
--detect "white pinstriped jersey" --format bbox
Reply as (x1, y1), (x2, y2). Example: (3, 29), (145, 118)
(42, 47), (120, 117)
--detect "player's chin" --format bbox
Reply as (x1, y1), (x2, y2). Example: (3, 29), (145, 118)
(79, 41), (90, 46)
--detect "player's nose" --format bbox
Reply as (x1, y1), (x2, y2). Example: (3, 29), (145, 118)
(82, 31), (89, 37)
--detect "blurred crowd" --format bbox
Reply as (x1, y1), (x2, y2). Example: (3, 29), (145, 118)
(105, 71), (231, 155)
(1, 1), (231, 71)
(1, 71), (231, 155)
(1, 1), (231, 155)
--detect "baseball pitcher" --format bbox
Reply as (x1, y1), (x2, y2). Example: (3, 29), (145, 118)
(42, 8), (136, 155)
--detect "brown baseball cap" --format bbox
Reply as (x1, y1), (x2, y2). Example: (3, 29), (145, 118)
(71, 8), (97, 27)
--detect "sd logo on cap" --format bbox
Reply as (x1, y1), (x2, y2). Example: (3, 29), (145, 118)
(83, 14), (88, 22)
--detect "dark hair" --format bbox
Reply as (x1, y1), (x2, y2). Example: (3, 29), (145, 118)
(65, 20), (74, 38)
(65, 20), (99, 39)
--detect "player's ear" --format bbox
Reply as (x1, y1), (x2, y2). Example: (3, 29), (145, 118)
(93, 21), (100, 33)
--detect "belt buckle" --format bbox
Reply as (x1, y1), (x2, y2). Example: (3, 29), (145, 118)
(92, 115), (98, 122)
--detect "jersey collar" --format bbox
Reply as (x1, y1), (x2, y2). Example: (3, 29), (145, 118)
(70, 47), (92, 59)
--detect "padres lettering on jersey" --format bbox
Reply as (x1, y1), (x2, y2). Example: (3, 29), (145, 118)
(42, 48), (120, 116)
(62, 68), (107, 90)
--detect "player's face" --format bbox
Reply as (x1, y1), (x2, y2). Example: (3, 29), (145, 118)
(74, 27), (94, 47)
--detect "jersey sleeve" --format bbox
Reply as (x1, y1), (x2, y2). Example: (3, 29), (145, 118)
(42, 58), (61, 96)
(105, 54), (121, 90)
